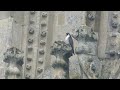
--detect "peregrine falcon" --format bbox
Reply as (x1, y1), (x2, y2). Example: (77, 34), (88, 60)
(65, 33), (75, 55)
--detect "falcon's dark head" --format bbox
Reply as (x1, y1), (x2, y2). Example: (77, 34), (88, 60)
(66, 33), (70, 36)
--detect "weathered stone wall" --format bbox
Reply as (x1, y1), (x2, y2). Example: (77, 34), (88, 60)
(1, 11), (120, 79)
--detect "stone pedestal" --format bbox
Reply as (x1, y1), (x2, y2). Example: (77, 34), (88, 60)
(3, 47), (24, 79)
(51, 41), (72, 79)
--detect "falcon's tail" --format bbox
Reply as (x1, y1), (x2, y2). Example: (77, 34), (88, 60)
(72, 47), (75, 55)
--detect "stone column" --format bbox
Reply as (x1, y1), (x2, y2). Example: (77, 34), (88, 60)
(3, 47), (24, 79)
(98, 11), (108, 59)
(51, 41), (72, 79)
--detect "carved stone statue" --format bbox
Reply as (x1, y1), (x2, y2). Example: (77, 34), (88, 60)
(3, 47), (24, 79)
(51, 41), (72, 79)
(72, 26), (102, 79)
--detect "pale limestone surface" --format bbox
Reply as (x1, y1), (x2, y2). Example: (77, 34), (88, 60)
(0, 11), (10, 20)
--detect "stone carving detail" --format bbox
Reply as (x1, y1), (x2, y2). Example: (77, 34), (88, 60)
(28, 46), (33, 51)
(37, 68), (43, 73)
(87, 11), (96, 21)
(40, 40), (46, 45)
(51, 41), (72, 79)
(38, 58), (43, 64)
(24, 11), (38, 79)
(28, 39), (33, 43)
(106, 12), (120, 59)
(25, 74), (31, 79)
(72, 26), (102, 79)
(29, 28), (34, 34)
(27, 57), (32, 62)
(41, 21), (47, 26)
(42, 12), (48, 17)
(39, 49), (45, 55)
(41, 31), (47, 37)
(111, 20), (118, 29)
(3, 47), (24, 79)
(26, 64), (31, 70)
(30, 11), (35, 15)
(36, 12), (48, 78)
(29, 20), (34, 24)
(111, 13), (118, 29)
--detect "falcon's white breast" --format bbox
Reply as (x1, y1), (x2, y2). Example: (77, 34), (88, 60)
(65, 35), (70, 44)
